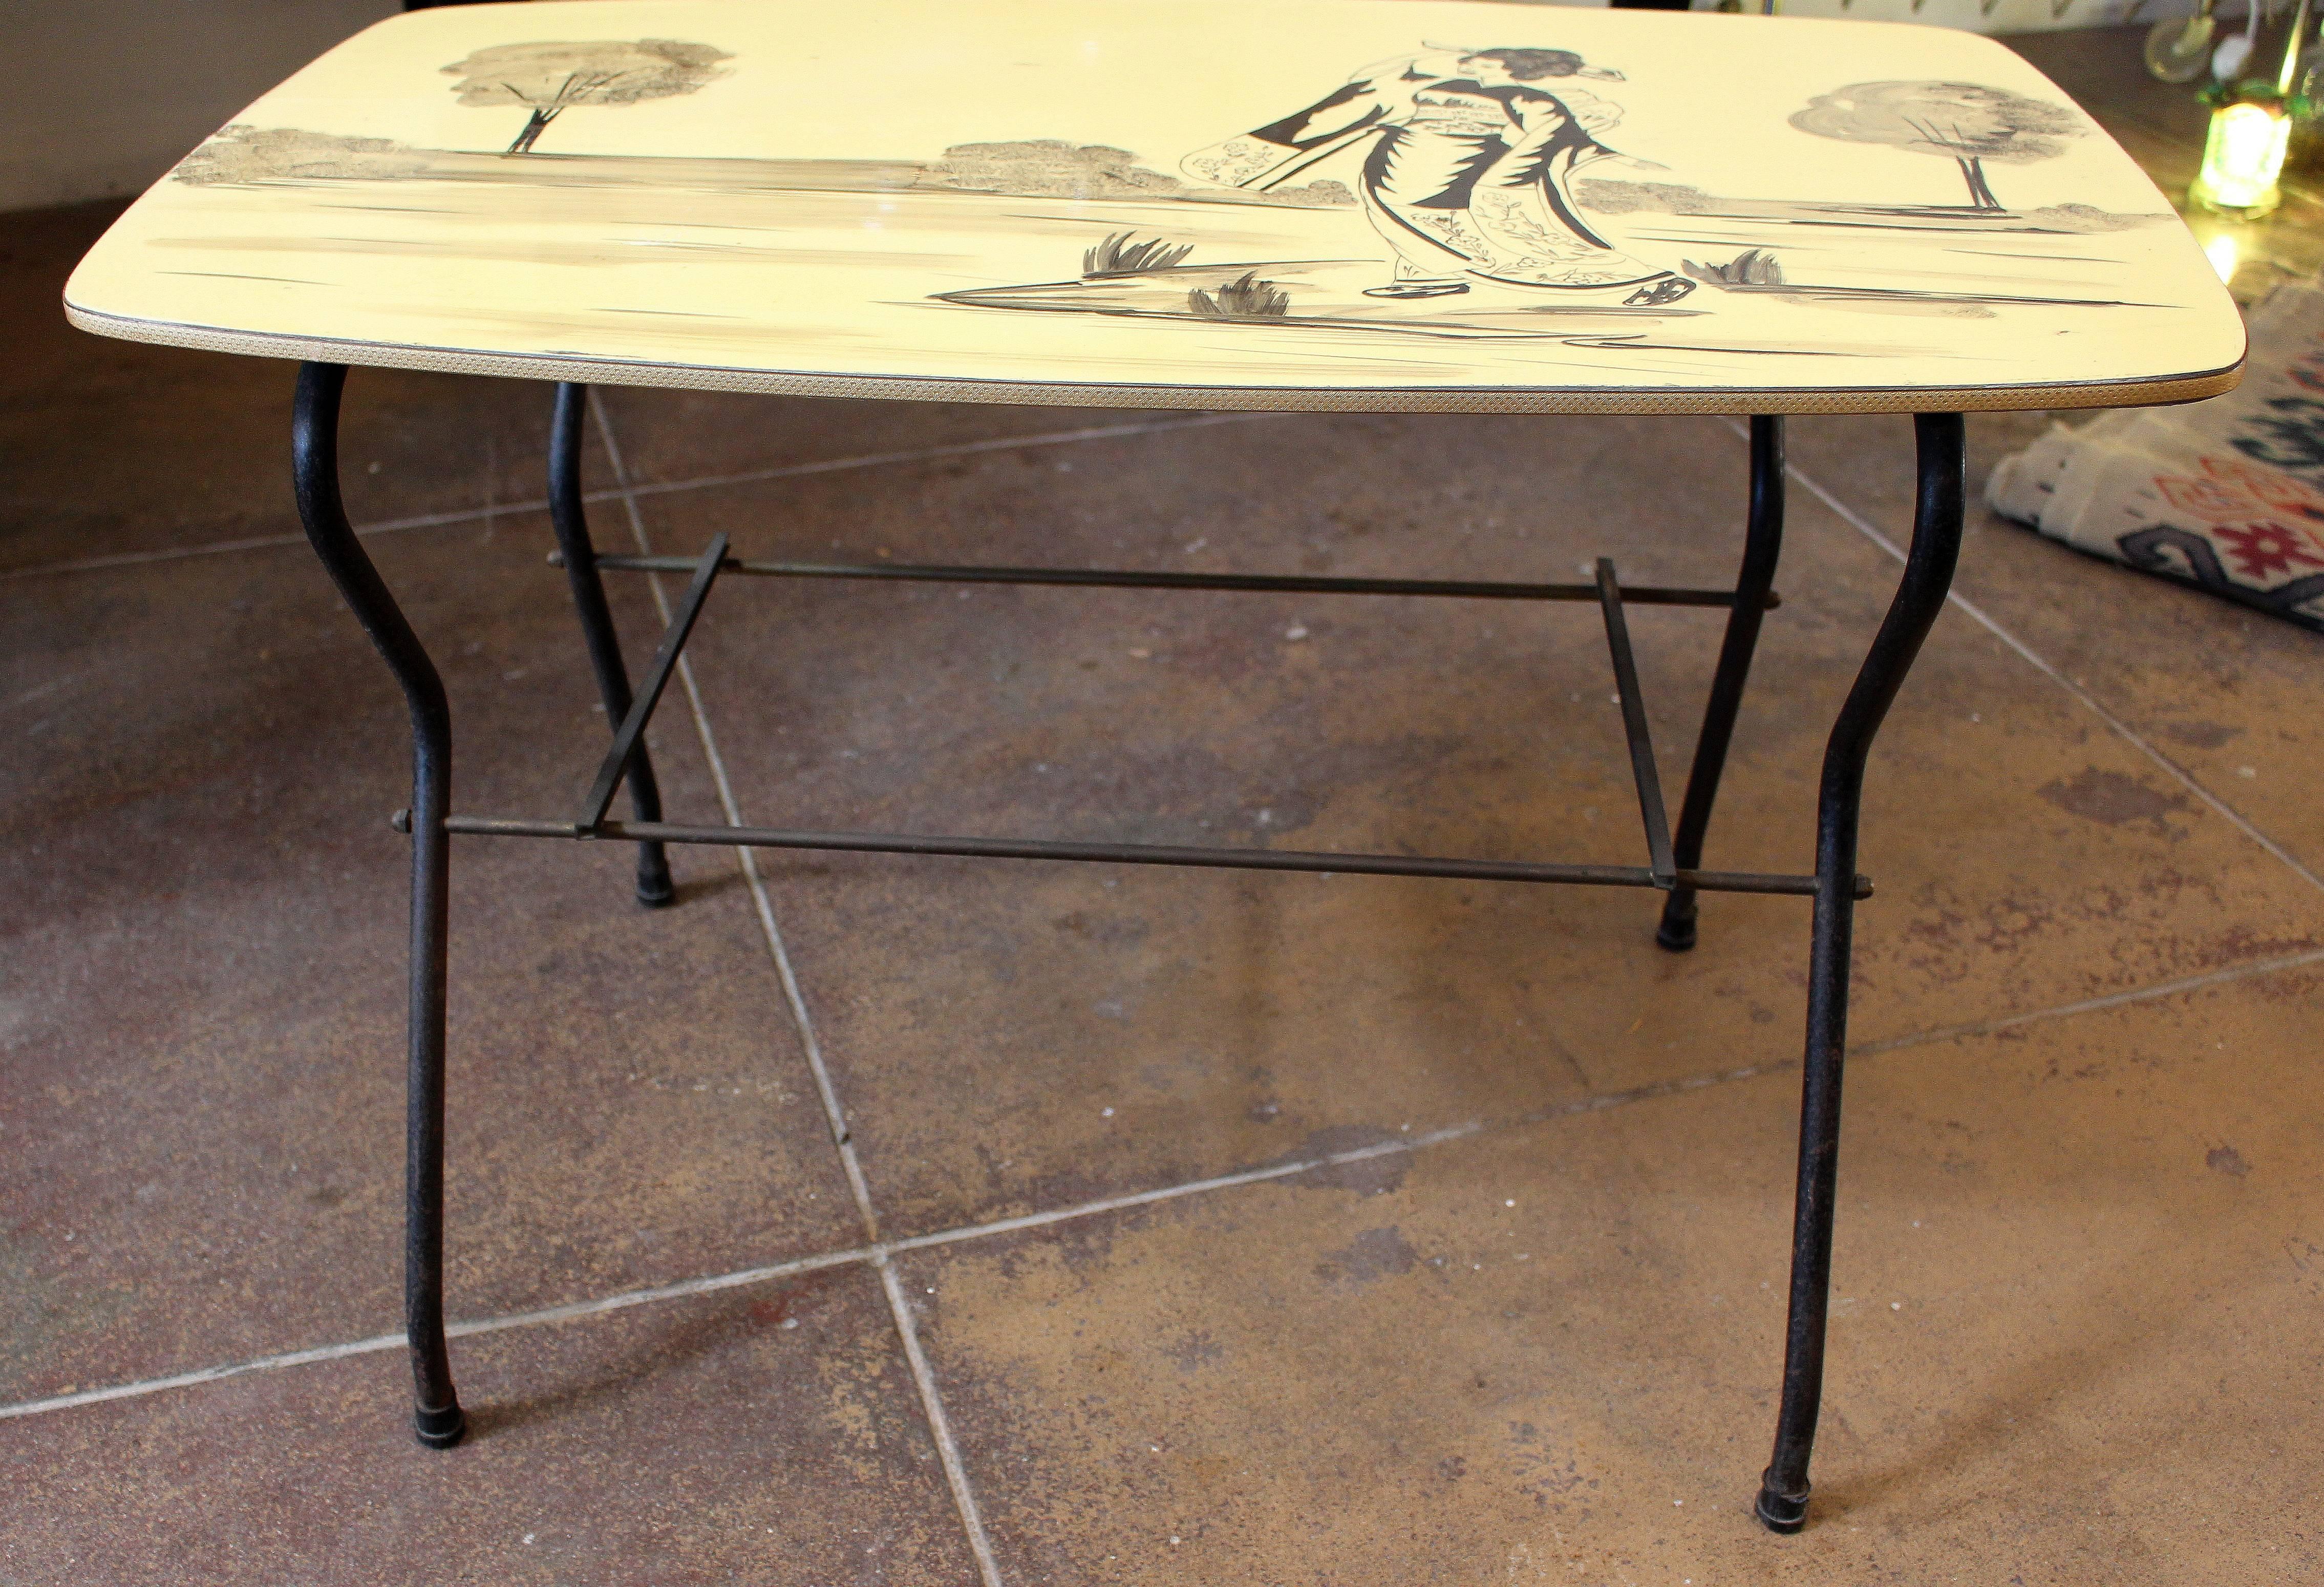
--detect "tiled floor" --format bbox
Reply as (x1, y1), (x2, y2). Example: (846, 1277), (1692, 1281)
(5, 26), (2320, 1584)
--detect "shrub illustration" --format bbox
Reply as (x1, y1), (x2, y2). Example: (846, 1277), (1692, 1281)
(1084, 232), (1196, 278)
(1188, 273), (1291, 318)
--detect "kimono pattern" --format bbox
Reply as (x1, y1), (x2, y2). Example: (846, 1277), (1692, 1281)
(1184, 49), (1687, 303)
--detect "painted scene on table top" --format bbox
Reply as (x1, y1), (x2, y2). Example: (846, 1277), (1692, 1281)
(85, 3), (2230, 393)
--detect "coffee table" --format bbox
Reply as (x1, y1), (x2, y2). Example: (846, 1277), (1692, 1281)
(64, 0), (2242, 1535)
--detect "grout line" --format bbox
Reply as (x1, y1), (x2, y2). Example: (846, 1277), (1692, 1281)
(590, 392), (1003, 1585)
(712, 771), (892, 1221)
(8, 532), (303, 581)
(885, 1119), (1490, 1258)
(877, 1258), (1007, 1587)
(0, 1102), (1546, 1428)
(1848, 945), (2324, 1058)
(2, 494), (565, 583)
(587, 392), (883, 1236)
(0, 1332), (411, 1422)
(0, 412), (1271, 584)
(0, 513), (514, 582)
(439, 1245), (872, 1341)
(1749, 419), (2324, 896)
(615, 411), (1273, 505)
(6, 929), (2311, 1429)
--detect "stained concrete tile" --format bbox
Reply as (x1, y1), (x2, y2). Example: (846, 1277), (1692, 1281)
(3, 200), (614, 574)
(1, 516), (859, 1405)
(589, 384), (1202, 491)
(635, 406), (2318, 1234)
(0, 1268), (978, 1586)
(901, 963), (2324, 1585)
(1521, 449), (2324, 1096)
(634, 410), (1745, 1235)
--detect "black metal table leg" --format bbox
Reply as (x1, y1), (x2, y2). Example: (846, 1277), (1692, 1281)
(548, 382), (675, 907)
(282, 362), (1931, 1489)
(1755, 412), (1965, 1533)
(291, 362), (466, 1450)
(1658, 415), (1786, 951)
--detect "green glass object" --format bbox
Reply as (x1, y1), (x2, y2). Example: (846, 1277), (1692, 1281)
(2194, 81), (2291, 216)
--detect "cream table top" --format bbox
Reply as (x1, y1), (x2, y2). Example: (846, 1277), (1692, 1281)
(66, 0), (2244, 414)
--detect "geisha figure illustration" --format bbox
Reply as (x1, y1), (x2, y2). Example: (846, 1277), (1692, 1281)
(1184, 47), (1693, 307)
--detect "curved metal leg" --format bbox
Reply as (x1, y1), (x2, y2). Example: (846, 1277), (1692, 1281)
(1658, 415), (1786, 951)
(292, 362), (466, 1450)
(1756, 412), (1965, 1532)
(547, 382), (674, 906)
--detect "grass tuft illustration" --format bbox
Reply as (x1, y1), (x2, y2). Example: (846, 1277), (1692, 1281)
(1683, 249), (1785, 287)
(1083, 231), (1196, 277)
(1188, 272), (1291, 319)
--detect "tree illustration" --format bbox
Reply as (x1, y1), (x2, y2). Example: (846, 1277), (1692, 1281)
(441, 39), (732, 156)
(1789, 81), (2085, 210)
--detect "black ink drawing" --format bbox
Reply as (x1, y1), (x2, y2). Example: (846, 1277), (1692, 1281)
(936, 45), (2170, 346)
(1789, 81), (2086, 211)
(440, 39), (732, 156)
(168, 128), (1350, 208)
(145, 30), (2194, 383)
(1085, 233), (1195, 277)
(1181, 47), (1695, 307)
(173, 126), (435, 185)
(1189, 272), (1293, 319)
(929, 141), (1351, 207)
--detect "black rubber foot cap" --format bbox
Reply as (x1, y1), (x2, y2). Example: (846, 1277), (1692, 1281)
(1655, 914), (1698, 953)
(1755, 1486), (1808, 1534)
(635, 859), (676, 908)
(414, 1403), (467, 1449)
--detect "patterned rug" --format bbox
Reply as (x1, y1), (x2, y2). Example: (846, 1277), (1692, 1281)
(1987, 281), (2324, 633)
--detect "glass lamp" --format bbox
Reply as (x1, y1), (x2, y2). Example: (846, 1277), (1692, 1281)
(2193, 87), (2292, 216)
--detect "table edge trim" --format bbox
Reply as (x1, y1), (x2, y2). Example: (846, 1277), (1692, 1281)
(62, 301), (2245, 415)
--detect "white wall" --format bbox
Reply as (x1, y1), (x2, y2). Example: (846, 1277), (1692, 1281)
(1687, 0), (2202, 31)
(1472, 0), (2202, 32)
(1, 0), (396, 212)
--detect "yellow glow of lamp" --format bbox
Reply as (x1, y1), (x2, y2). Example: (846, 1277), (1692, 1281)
(2192, 96), (2291, 217)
